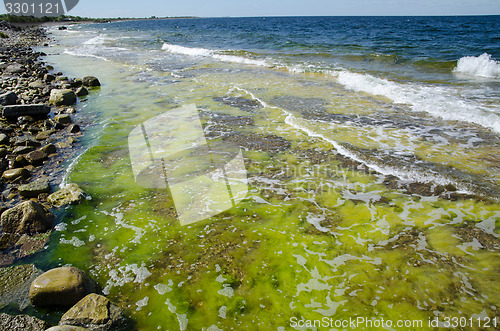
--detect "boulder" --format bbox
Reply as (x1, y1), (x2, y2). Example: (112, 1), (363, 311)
(2, 168), (30, 182)
(25, 150), (48, 166)
(82, 76), (100, 87)
(0, 133), (9, 145)
(59, 294), (127, 331)
(75, 86), (88, 97)
(0, 91), (17, 106)
(0, 313), (49, 331)
(44, 73), (55, 82)
(49, 89), (76, 106)
(48, 184), (84, 207)
(55, 113), (72, 125)
(0, 201), (52, 235)
(68, 124), (80, 133)
(18, 179), (51, 198)
(29, 267), (95, 307)
(2, 104), (50, 118)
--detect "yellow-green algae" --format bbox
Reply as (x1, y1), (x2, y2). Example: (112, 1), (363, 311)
(42, 45), (500, 331)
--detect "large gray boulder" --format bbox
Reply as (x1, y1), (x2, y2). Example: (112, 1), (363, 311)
(29, 267), (96, 307)
(0, 201), (53, 235)
(49, 89), (76, 106)
(3, 63), (24, 75)
(59, 293), (128, 331)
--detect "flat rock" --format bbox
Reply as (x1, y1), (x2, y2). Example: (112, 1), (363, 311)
(13, 146), (35, 155)
(48, 183), (84, 207)
(28, 80), (46, 89)
(0, 313), (49, 331)
(3, 63), (24, 75)
(0, 201), (52, 235)
(12, 136), (41, 147)
(25, 150), (48, 166)
(18, 179), (51, 198)
(29, 267), (95, 307)
(59, 293), (127, 331)
(2, 168), (30, 182)
(49, 89), (76, 106)
(2, 104), (51, 118)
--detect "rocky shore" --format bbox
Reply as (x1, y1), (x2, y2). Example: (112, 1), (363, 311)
(0, 22), (131, 330)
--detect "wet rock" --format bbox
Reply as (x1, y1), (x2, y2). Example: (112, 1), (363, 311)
(68, 124), (80, 133)
(1, 201), (52, 235)
(0, 313), (49, 330)
(75, 86), (88, 97)
(0, 91), (17, 106)
(0, 233), (51, 267)
(0, 233), (19, 251)
(0, 264), (43, 310)
(17, 115), (35, 125)
(41, 143), (57, 155)
(59, 293), (128, 331)
(48, 183), (84, 207)
(13, 155), (28, 168)
(12, 136), (41, 147)
(82, 76), (100, 87)
(25, 150), (48, 166)
(2, 168), (30, 182)
(55, 113), (72, 125)
(49, 89), (76, 106)
(35, 130), (52, 140)
(2, 104), (50, 118)
(29, 267), (96, 307)
(13, 145), (35, 155)
(44, 73), (55, 82)
(18, 179), (51, 198)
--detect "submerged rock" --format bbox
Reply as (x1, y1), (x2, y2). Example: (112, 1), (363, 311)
(0, 201), (53, 235)
(0, 313), (49, 330)
(76, 86), (89, 97)
(55, 113), (73, 125)
(49, 89), (76, 106)
(48, 183), (85, 207)
(59, 293), (128, 331)
(29, 267), (96, 307)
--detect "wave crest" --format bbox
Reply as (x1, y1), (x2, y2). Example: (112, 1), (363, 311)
(454, 53), (500, 79)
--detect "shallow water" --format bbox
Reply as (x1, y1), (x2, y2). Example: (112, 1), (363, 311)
(38, 17), (499, 330)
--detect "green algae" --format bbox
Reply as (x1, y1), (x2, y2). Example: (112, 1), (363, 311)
(38, 38), (500, 331)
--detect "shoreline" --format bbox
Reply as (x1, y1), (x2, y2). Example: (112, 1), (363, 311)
(0, 20), (132, 330)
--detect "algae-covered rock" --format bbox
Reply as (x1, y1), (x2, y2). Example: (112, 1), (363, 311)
(0, 313), (49, 330)
(48, 184), (85, 207)
(29, 267), (96, 307)
(0, 201), (53, 235)
(49, 89), (76, 106)
(59, 293), (128, 331)
(18, 179), (51, 198)
(82, 76), (100, 87)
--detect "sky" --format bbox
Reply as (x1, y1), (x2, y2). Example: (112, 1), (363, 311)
(1, 0), (500, 18)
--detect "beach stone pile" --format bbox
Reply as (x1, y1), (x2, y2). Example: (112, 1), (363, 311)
(0, 22), (130, 330)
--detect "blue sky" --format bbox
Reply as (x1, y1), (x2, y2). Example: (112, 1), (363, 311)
(2, 0), (500, 17)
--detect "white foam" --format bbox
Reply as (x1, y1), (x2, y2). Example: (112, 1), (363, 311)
(63, 49), (109, 62)
(335, 70), (500, 134)
(454, 53), (500, 79)
(162, 43), (270, 67)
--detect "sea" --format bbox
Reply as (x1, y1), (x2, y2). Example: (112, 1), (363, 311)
(34, 16), (500, 330)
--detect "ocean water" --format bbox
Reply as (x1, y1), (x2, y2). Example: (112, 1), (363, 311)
(38, 16), (499, 330)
